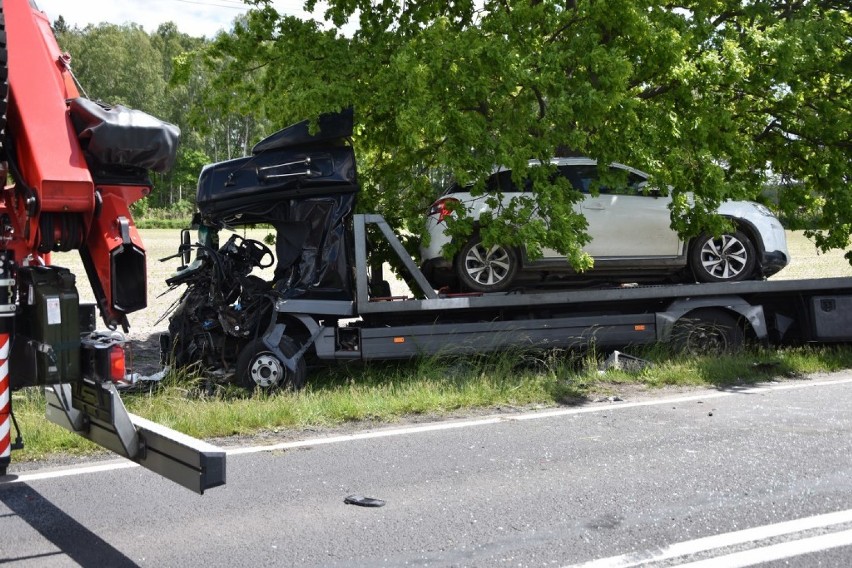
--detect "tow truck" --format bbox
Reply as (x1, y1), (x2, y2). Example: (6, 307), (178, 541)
(163, 110), (852, 391)
(0, 0), (225, 493)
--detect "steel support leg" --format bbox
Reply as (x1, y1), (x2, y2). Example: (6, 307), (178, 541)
(0, 332), (10, 476)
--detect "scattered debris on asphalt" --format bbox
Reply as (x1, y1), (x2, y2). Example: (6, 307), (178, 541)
(594, 395), (625, 403)
(344, 495), (386, 508)
(600, 350), (653, 372)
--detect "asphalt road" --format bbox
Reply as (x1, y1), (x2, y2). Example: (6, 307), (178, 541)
(2, 375), (851, 567)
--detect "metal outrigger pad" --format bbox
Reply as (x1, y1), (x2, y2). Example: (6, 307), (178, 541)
(45, 381), (226, 494)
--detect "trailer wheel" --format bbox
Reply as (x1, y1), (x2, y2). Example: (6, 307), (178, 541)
(455, 235), (519, 293)
(236, 337), (306, 392)
(671, 309), (744, 355)
(690, 231), (756, 283)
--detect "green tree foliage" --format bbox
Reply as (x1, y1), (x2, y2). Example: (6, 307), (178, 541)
(52, 15), (69, 34)
(151, 23), (207, 126)
(58, 23), (168, 115)
(55, 22), (214, 211)
(199, 0), (850, 264)
(172, 16), (273, 164)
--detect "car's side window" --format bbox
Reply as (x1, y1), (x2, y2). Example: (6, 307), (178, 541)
(558, 165), (650, 196)
(558, 165), (580, 191)
(559, 165), (599, 193)
(459, 164), (650, 197)
(610, 169), (650, 196)
(489, 170), (542, 194)
(484, 170), (527, 193)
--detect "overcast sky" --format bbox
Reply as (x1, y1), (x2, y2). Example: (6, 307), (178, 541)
(34, 0), (321, 38)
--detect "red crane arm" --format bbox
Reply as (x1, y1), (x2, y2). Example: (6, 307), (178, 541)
(1, 0), (175, 330)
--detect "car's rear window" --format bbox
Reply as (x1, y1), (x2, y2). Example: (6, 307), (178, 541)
(445, 170), (521, 195)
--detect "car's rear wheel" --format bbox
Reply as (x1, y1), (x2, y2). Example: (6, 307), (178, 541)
(690, 230), (757, 283)
(455, 235), (519, 293)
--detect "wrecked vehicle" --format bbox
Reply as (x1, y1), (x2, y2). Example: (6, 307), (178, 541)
(163, 110), (852, 393)
(163, 109), (358, 390)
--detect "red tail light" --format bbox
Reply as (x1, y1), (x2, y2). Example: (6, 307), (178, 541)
(109, 345), (127, 383)
(429, 197), (460, 223)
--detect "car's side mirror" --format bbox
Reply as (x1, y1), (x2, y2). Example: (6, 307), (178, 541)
(180, 229), (192, 266)
(637, 182), (661, 197)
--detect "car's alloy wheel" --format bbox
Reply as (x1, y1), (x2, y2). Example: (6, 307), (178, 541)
(455, 235), (519, 293)
(691, 230), (757, 283)
(236, 337), (307, 392)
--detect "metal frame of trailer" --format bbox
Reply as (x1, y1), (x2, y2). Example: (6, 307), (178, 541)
(264, 214), (852, 365)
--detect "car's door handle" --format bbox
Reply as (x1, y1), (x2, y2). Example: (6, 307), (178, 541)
(584, 203), (606, 210)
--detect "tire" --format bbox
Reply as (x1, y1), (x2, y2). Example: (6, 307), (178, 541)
(165, 300), (190, 368)
(236, 337), (307, 392)
(455, 235), (519, 293)
(670, 308), (744, 355)
(690, 230), (757, 283)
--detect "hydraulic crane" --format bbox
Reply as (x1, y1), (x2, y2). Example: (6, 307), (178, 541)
(0, 0), (225, 493)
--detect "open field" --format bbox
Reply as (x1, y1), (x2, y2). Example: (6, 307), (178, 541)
(770, 231), (852, 281)
(53, 227), (278, 334)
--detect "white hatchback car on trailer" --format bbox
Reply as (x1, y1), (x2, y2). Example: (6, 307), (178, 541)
(421, 158), (789, 293)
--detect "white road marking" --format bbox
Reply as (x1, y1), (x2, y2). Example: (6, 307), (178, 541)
(568, 509), (852, 567)
(5, 461), (137, 483)
(670, 527), (852, 568)
(2, 376), (852, 485)
(230, 376), (852, 454)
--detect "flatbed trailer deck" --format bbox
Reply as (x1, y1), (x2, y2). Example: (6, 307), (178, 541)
(267, 215), (852, 365)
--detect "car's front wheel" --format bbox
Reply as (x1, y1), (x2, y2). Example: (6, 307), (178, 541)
(690, 230), (757, 283)
(455, 235), (519, 293)
(236, 337), (307, 392)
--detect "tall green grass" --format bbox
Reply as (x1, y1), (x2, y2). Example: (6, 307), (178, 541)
(10, 344), (852, 461)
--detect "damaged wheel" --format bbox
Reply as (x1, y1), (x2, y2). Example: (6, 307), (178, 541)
(670, 308), (744, 355)
(236, 337), (306, 392)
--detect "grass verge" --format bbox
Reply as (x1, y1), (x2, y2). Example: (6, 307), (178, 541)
(10, 344), (852, 462)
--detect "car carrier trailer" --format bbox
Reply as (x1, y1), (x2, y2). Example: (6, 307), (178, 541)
(291, 215), (852, 361)
(167, 211), (852, 391)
